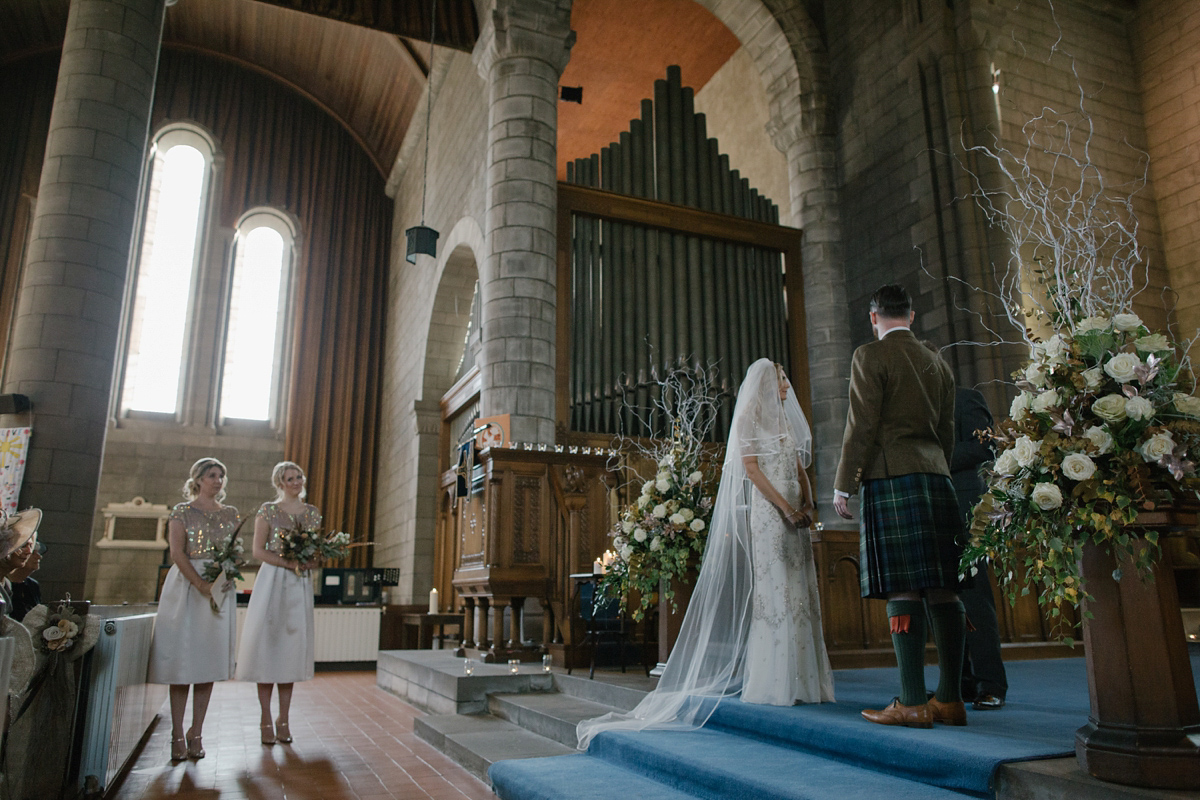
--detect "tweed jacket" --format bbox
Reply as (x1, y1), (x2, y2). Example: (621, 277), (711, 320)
(834, 329), (956, 495)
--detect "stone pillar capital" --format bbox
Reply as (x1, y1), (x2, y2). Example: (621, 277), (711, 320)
(767, 90), (833, 152)
(473, 0), (575, 79)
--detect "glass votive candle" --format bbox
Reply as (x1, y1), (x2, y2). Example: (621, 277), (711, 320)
(508, 658), (519, 674)
(463, 659), (475, 676)
(542, 654), (552, 673)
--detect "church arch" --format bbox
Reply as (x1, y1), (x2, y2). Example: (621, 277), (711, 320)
(422, 215), (485, 400)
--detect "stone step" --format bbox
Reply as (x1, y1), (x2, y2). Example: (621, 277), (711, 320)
(414, 712), (575, 784)
(552, 670), (651, 711)
(377, 649), (552, 715)
(488, 690), (618, 748)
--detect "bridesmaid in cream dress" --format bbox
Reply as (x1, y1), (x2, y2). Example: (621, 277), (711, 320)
(236, 461), (319, 745)
(148, 457), (240, 762)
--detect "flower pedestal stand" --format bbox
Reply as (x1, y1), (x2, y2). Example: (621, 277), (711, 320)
(651, 569), (698, 677)
(1075, 511), (1200, 790)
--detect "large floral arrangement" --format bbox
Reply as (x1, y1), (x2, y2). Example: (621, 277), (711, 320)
(961, 311), (1200, 620)
(598, 427), (717, 621)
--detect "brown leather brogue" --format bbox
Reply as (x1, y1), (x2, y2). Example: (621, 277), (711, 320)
(861, 699), (933, 728)
(927, 697), (968, 726)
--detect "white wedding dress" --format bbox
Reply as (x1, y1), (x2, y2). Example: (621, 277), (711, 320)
(741, 435), (835, 705)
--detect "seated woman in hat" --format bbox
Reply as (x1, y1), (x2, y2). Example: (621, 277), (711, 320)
(0, 508), (43, 619)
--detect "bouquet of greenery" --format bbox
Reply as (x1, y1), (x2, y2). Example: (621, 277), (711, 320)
(278, 526), (352, 574)
(599, 428), (717, 621)
(201, 520), (246, 583)
(962, 311), (1200, 625)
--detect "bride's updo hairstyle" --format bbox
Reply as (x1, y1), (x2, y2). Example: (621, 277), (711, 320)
(271, 461), (307, 501)
(183, 457), (228, 503)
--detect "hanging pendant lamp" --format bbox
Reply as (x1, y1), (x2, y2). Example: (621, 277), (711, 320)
(405, 0), (440, 264)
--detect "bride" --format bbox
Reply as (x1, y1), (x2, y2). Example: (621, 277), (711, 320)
(577, 359), (834, 749)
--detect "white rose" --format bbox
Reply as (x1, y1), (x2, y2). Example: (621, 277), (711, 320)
(621, 520), (635, 534)
(1084, 425), (1113, 454)
(641, 480), (654, 497)
(1075, 316), (1109, 333)
(1139, 431), (1176, 463)
(690, 519), (706, 532)
(1061, 453), (1097, 481)
(1031, 389), (1061, 414)
(652, 504), (667, 519)
(619, 544), (633, 560)
(669, 513), (686, 526)
(43, 626), (65, 642)
(1174, 393), (1200, 418)
(1135, 334), (1171, 353)
(1092, 394), (1129, 423)
(1104, 353), (1142, 384)
(1024, 363), (1046, 388)
(1125, 395), (1154, 421)
(1010, 392), (1032, 421)
(649, 536), (662, 552)
(1013, 435), (1039, 468)
(688, 471), (703, 485)
(1031, 482), (1064, 510)
(1082, 367), (1104, 390)
(680, 508), (695, 522)
(655, 478), (671, 493)
(633, 527), (647, 543)
(1113, 313), (1144, 332)
(637, 495), (650, 509)
(994, 449), (1020, 476)
(1043, 334), (1070, 363)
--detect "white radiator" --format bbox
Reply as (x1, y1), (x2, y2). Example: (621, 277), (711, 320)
(235, 606), (381, 663)
(77, 612), (163, 796)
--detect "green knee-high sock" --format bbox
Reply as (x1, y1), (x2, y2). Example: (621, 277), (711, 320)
(928, 599), (967, 703)
(886, 600), (928, 706)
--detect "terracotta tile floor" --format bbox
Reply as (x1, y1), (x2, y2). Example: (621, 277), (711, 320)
(111, 672), (496, 800)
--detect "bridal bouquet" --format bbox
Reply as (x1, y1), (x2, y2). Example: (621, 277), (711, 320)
(961, 312), (1200, 617)
(278, 526), (352, 574)
(599, 427), (717, 621)
(201, 521), (246, 584)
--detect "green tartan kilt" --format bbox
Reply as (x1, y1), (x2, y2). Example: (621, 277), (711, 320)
(860, 472), (966, 599)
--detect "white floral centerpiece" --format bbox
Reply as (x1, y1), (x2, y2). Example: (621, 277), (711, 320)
(962, 311), (1200, 621)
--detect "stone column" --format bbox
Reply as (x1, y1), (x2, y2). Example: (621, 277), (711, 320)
(473, 0), (574, 445)
(771, 93), (853, 524)
(4, 0), (166, 600)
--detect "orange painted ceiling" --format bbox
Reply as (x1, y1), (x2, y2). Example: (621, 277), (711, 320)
(558, 0), (741, 179)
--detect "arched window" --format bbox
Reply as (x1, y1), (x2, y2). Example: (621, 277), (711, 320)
(218, 210), (295, 422)
(120, 127), (214, 414)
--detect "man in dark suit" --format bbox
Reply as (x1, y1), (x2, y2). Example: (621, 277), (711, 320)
(833, 284), (967, 729)
(952, 386), (1007, 710)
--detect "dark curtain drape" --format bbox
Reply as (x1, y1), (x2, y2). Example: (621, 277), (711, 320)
(151, 48), (389, 563)
(0, 53), (58, 380)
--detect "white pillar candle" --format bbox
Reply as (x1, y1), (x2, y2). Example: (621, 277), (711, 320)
(429, 587), (438, 614)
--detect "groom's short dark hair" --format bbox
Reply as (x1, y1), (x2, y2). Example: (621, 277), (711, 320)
(869, 284), (912, 319)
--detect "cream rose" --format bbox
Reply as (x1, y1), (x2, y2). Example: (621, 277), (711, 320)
(1082, 367), (1104, 390)
(680, 508), (695, 522)
(1084, 425), (1113, 454)
(1075, 316), (1109, 333)
(1092, 394), (1128, 423)
(994, 449), (1020, 476)
(637, 495), (650, 509)
(1175, 393), (1200, 418)
(1010, 392), (1032, 421)
(1125, 396), (1154, 421)
(688, 470), (703, 485)
(641, 480), (654, 496)
(1104, 352), (1142, 384)
(621, 520), (635, 534)
(1031, 482), (1064, 510)
(43, 626), (65, 642)
(1013, 435), (1039, 468)
(669, 512), (686, 526)
(690, 519), (706, 532)
(655, 478), (671, 492)
(1061, 453), (1097, 481)
(1031, 389), (1061, 414)
(1024, 363), (1046, 388)
(649, 536), (662, 552)
(1043, 334), (1070, 363)
(1135, 334), (1171, 352)
(633, 527), (647, 543)
(619, 544), (634, 560)
(1113, 313), (1143, 332)
(1139, 431), (1176, 463)
(652, 504), (667, 519)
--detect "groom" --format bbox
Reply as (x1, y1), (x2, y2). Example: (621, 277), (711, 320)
(832, 284), (968, 728)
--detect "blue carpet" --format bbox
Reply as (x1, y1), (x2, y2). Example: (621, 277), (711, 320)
(489, 653), (1200, 799)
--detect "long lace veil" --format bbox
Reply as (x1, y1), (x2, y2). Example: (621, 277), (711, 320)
(576, 358), (812, 749)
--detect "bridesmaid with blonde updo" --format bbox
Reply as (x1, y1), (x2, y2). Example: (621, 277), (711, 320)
(236, 461), (319, 745)
(148, 457), (239, 762)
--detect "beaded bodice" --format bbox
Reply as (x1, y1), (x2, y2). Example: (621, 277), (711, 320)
(168, 502), (241, 558)
(256, 503), (322, 554)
